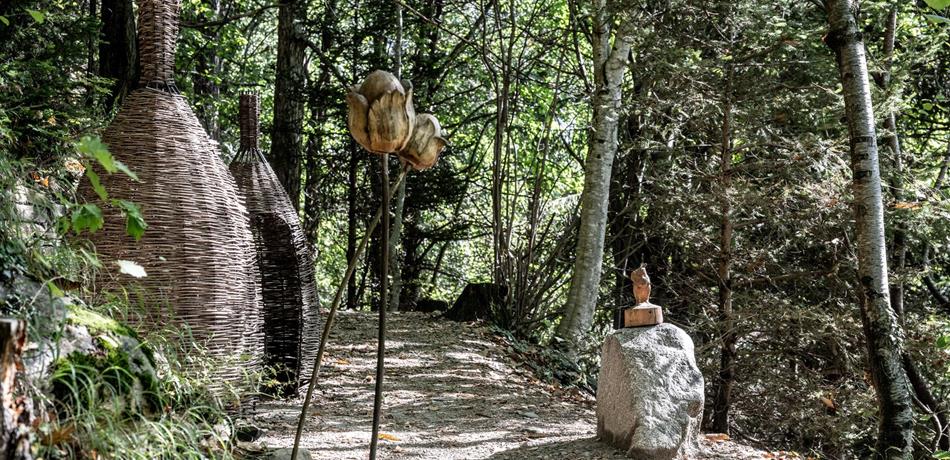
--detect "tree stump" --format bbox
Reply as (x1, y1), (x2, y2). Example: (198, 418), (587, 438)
(444, 283), (508, 322)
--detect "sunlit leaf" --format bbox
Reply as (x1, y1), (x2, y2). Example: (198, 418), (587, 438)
(924, 0), (950, 11)
(115, 260), (147, 278)
(25, 9), (44, 24)
(0, 16), (9, 26)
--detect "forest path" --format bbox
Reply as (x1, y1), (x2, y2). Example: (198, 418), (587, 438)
(250, 311), (778, 459)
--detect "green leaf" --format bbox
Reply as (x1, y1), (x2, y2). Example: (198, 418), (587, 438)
(114, 199), (147, 240)
(924, 14), (950, 23)
(938, 335), (950, 349)
(47, 281), (63, 298)
(75, 136), (115, 172)
(24, 9), (44, 24)
(71, 204), (103, 234)
(75, 136), (139, 181)
(115, 260), (147, 278)
(924, 0), (950, 11)
(112, 159), (138, 180)
(84, 167), (108, 201)
(0, 15), (9, 26)
(933, 451), (950, 459)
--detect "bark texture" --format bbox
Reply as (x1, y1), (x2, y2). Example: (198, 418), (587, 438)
(556, 0), (632, 352)
(710, 63), (735, 435)
(825, 1), (915, 457)
(271, 0), (307, 207)
(99, 0), (137, 108)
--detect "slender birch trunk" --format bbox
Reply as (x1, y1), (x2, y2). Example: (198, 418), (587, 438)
(555, 0), (631, 353)
(825, 1), (915, 456)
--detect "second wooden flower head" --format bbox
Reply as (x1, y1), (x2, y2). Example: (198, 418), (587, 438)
(347, 70), (416, 154)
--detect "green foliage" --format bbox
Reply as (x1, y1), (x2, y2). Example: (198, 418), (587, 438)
(43, 305), (238, 459)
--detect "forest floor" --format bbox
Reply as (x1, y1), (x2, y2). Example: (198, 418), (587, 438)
(246, 311), (797, 459)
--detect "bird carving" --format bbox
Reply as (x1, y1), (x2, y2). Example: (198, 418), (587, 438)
(630, 263), (651, 305)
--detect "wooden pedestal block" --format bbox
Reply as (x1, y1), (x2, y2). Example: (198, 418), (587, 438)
(623, 303), (664, 327)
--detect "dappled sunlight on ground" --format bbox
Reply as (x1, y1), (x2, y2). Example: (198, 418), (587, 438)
(249, 311), (773, 459)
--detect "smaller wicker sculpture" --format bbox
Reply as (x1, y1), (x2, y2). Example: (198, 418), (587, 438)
(229, 93), (320, 395)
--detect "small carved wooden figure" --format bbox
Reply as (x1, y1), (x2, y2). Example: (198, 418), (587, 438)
(623, 263), (663, 327)
(630, 263), (651, 305)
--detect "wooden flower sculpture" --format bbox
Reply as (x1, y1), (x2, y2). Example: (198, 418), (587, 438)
(400, 114), (447, 170)
(347, 70), (416, 154)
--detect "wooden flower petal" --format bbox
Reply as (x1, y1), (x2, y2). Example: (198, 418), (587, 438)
(346, 89), (371, 151)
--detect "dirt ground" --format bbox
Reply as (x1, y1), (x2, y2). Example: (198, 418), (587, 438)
(246, 311), (799, 459)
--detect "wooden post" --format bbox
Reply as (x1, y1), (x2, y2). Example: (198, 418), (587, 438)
(0, 318), (31, 460)
(622, 304), (664, 327)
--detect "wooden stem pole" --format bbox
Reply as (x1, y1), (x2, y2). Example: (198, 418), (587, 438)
(369, 154), (390, 459)
(291, 165), (408, 460)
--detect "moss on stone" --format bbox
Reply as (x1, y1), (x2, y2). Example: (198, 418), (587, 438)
(65, 304), (138, 338)
(51, 307), (162, 415)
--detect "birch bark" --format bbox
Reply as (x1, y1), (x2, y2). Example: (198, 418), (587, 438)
(825, 1), (914, 456)
(555, 0), (632, 352)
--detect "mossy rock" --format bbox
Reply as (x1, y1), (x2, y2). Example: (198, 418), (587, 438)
(51, 306), (161, 415)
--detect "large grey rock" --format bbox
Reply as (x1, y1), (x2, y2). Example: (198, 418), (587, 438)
(596, 323), (704, 460)
(267, 448), (313, 460)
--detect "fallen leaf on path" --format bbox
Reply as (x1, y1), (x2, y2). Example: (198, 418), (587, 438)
(378, 433), (400, 442)
(705, 433), (730, 442)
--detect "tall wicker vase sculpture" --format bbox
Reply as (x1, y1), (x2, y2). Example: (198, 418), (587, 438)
(79, 0), (263, 382)
(229, 93), (320, 396)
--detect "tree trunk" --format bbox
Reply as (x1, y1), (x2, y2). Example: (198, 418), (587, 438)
(554, 0), (631, 354)
(99, 0), (136, 108)
(710, 63), (736, 435)
(271, 0), (307, 207)
(388, 171), (407, 311)
(192, 0), (222, 141)
(825, 1), (915, 456)
(924, 140), (950, 311)
(0, 319), (30, 460)
(878, 8), (906, 318)
(346, 143), (360, 310)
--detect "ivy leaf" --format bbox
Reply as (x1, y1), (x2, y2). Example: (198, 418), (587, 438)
(924, 0), (950, 11)
(114, 199), (147, 240)
(71, 204), (103, 234)
(24, 9), (44, 24)
(115, 260), (147, 278)
(84, 167), (108, 201)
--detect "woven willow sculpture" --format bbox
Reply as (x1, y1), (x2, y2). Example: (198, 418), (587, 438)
(79, 0), (263, 381)
(229, 93), (320, 395)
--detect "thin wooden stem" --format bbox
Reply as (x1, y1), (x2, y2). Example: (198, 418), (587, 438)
(369, 154), (391, 459)
(291, 165), (408, 460)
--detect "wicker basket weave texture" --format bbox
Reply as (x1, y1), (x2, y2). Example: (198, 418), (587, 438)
(79, 0), (264, 381)
(230, 93), (321, 386)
